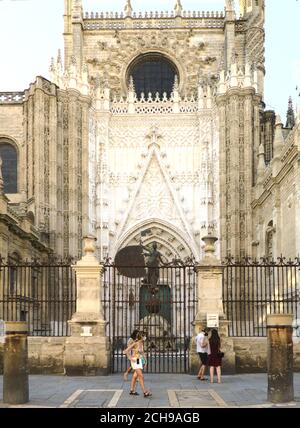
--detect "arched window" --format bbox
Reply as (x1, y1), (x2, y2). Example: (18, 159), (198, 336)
(128, 53), (178, 99)
(0, 141), (18, 193)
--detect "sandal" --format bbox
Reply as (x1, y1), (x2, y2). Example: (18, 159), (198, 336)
(144, 391), (152, 397)
(129, 391), (139, 395)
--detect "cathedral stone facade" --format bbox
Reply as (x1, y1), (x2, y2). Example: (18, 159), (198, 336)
(0, 0), (299, 263)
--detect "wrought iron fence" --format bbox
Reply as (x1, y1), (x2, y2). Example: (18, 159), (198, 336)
(0, 257), (76, 336)
(103, 264), (197, 373)
(222, 256), (300, 337)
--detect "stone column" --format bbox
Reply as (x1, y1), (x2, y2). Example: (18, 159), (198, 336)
(3, 322), (29, 404)
(64, 236), (111, 375)
(267, 314), (294, 403)
(189, 236), (236, 374)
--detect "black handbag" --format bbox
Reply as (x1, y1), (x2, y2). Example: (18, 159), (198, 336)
(217, 351), (224, 358)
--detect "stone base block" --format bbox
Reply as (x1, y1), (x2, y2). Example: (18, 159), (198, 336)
(189, 338), (200, 375)
(233, 338), (267, 373)
(64, 336), (111, 376)
(28, 337), (65, 375)
(221, 350), (236, 375)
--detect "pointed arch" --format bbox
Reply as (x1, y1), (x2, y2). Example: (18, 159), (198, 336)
(113, 218), (199, 261)
(0, 137), (19, 193)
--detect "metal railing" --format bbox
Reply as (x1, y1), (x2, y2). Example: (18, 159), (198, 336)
(222, 257), (300, 337)
(0, 258), (76, 336)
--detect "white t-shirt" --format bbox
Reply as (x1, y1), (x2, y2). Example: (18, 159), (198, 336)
(195, 332), (208, 353)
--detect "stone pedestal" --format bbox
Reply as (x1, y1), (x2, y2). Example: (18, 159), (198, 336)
(64, 236), (111, 376)
(3, 322), (29, 404)
(267, 314), (294, 403)
(64, 335), (111, 376)
(189, 236), (236, 374)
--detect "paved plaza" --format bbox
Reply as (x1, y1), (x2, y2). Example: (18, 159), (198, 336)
(1, 373), (300, 408)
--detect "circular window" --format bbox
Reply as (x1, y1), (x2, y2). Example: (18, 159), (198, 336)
(128, 53), (178, 99)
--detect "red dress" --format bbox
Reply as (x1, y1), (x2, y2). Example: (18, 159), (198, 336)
(207, 340), (222, 367)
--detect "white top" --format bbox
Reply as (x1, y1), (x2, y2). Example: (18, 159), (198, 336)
(195, 332), (209, 353)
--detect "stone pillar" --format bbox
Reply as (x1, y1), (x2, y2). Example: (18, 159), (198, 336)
(189, 236), (236, 374)
(64, 236), (111, 375)
(267, 314), (294, 403)
(3, 322), (29, 404)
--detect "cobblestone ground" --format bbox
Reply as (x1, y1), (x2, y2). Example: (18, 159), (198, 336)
(0, 374), (300, 408)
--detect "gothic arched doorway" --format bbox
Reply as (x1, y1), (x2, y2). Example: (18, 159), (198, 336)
(103, 222), (197, 373)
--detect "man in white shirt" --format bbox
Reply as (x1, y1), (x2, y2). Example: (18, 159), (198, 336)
(195, 327), (209, 380)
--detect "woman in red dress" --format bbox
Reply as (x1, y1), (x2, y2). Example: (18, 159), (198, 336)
(207, 329), (222, 384)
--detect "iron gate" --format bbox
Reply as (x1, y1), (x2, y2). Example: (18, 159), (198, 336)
(103, 264), (197, 373)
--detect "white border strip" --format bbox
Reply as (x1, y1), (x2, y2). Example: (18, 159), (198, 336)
(168, 390), (180, 407)
(168, 389), (228, 408)
(107, 390), (123, 408)
(60, 389), (84, 408)
(59, 389), (123, 408)
(208, 389), (228, 407)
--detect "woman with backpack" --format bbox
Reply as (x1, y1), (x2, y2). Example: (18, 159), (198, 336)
(123, 329), (139, 381)
(123, 331), (152, 397)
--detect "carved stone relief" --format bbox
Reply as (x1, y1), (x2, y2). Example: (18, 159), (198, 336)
(85, 29), (222, 96)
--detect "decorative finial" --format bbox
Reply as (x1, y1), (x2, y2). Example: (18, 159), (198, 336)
(275, 114), (283, 127)
(72, 0), (83, 19)
(173, 75), (179, 92)
(57, 49), (62, 65)
(239, 0), (246, 16)
(273, 114), (285, 158)
(286, 96), (295, 129)
(174, 0), (183, 16)
(201, 235), (219, 263)
(225, 0), (234, 11)
(83, 236), (97, 257)
(129, 76), (135, 92)
(124, 0), (133, 17)
(257, 143), (266, 177)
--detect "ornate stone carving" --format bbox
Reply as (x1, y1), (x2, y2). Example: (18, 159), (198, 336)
(84, 28), (221, 97)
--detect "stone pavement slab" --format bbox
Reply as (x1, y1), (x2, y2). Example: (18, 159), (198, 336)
(0, 374), (300, 408)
